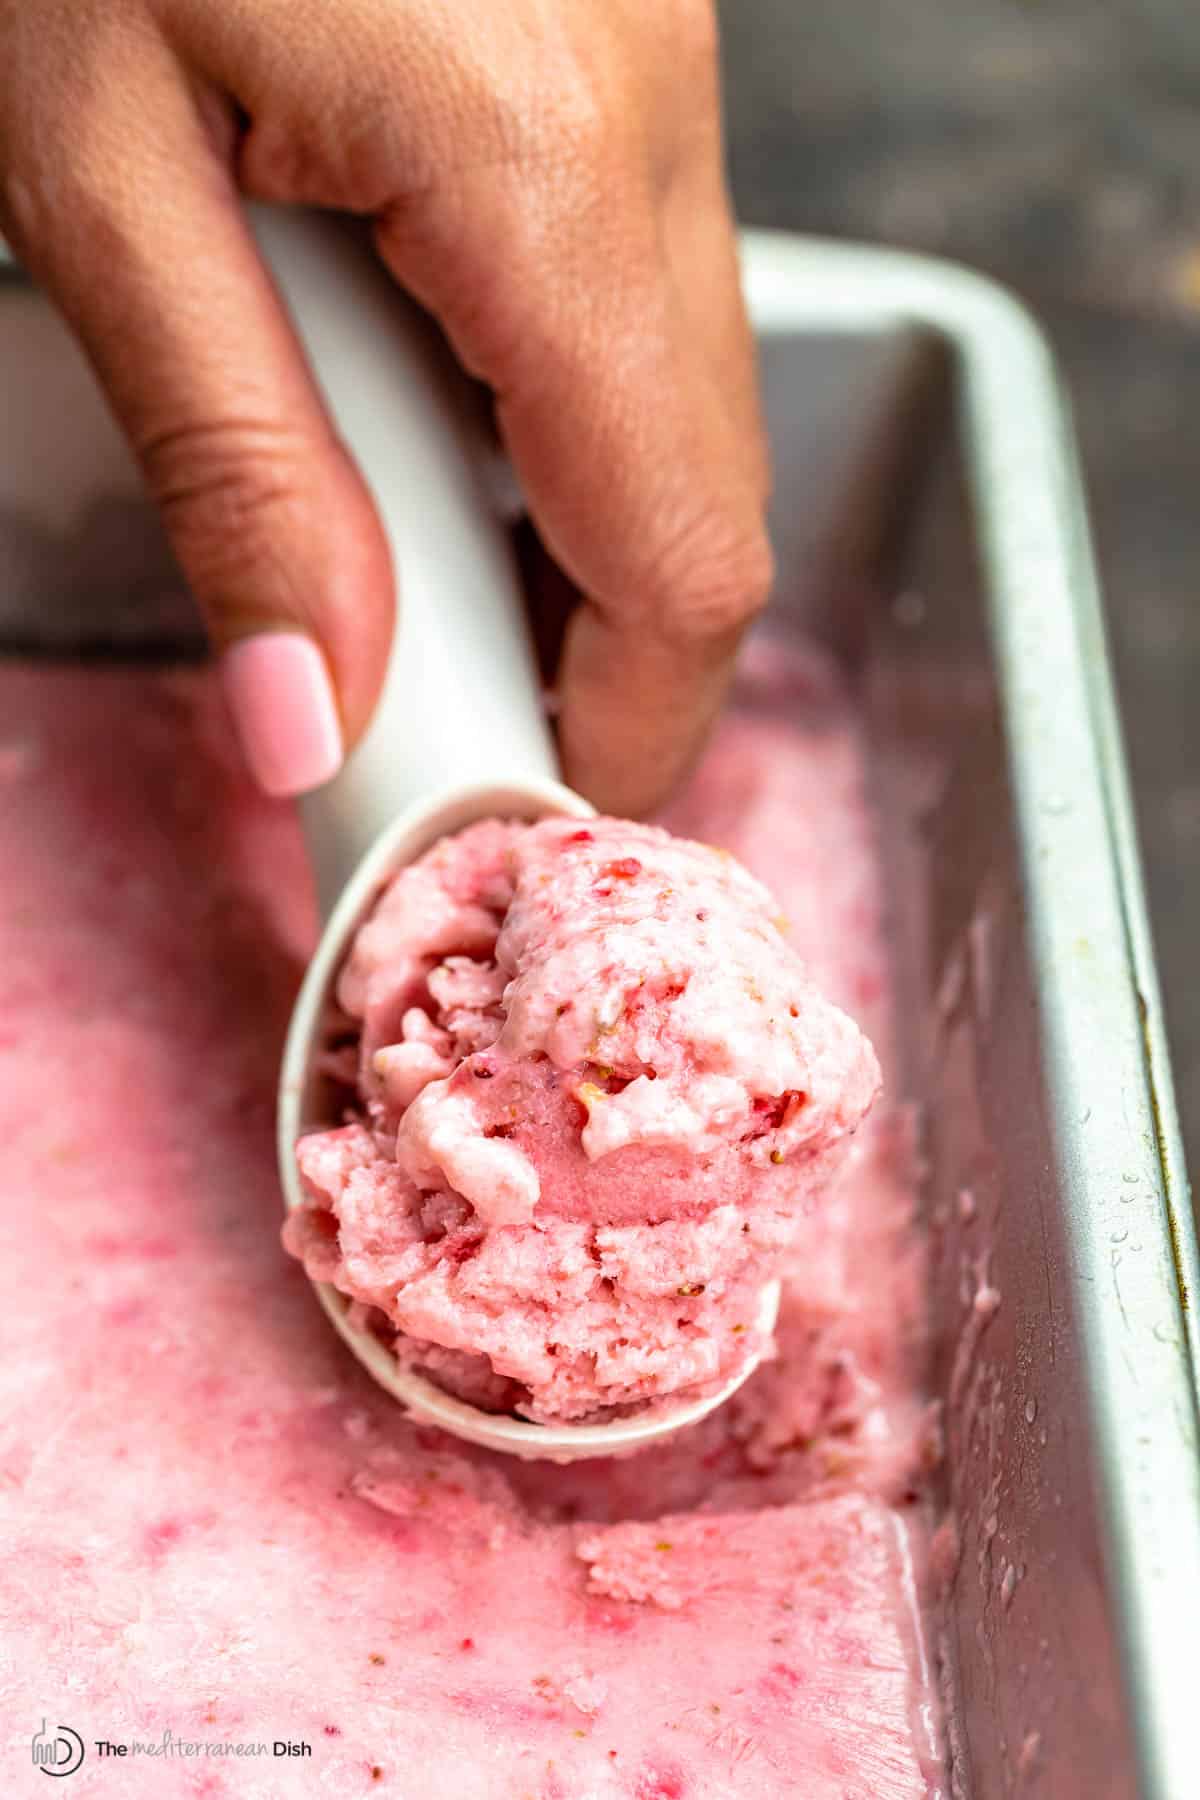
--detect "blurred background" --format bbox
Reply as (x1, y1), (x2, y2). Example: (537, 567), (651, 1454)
(719, 0), (1200, 1176)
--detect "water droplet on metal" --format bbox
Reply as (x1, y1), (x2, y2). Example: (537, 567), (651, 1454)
(1110, 1227), (1128, 1245)
(1024, 1397), (1038, 1424)
(1122, 1171), (1139, 1185)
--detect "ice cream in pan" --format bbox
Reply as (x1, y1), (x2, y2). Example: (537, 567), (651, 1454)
(2, 639), (935, 1795)
(265, 209), (880, 1458)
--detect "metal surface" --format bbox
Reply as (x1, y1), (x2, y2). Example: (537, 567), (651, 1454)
(743, 234), (1200, 1799)
(1, 235), (1198, 1794)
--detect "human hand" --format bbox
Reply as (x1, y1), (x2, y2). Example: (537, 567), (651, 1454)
(0, 0), (771, 813)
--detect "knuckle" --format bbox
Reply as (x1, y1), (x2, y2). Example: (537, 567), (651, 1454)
(655, 517), (774, 647)
(139, 418), (314, 594)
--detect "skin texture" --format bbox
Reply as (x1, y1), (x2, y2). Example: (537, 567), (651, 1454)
(0, 0), (772, 813)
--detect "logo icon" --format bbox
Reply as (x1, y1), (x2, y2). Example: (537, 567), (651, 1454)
(31, 1721), (85, 1778)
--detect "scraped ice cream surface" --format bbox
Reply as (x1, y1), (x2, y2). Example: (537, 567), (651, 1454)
(1, 633), (943, 1795)
(285, 816), (881, 1422)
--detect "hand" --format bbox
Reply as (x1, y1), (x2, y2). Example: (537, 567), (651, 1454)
(0, 0), (771, 813)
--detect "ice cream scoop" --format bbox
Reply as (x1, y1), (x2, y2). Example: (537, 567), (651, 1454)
(262, 208), (781, 1460)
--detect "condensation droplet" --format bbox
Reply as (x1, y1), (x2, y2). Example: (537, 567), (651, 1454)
(1024, 1398), (1038, 1425)
(1122, 1171), (1139, 1184)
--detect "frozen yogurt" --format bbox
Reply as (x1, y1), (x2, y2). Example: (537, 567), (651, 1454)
(286, 816), (880, 1421)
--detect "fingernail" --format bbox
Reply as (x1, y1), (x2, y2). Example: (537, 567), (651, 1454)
(220, 632), (343, 797)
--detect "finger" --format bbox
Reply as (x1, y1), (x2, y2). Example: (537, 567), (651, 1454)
(0, 28), (393, 797)
(373, 154), (772, 817)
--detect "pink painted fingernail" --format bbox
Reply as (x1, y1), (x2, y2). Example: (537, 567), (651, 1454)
(220, 632), (343, 797)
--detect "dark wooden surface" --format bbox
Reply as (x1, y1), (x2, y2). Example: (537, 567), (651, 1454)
(720, 0), (1200, 1177)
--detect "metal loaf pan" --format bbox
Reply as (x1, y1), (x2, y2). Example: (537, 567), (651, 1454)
(742, 235), (1200, 1800)
(1, 235), (1198, 1797)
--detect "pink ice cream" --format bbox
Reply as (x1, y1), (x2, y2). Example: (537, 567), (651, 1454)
(1, 637), (941, 1795)
(285, 817), (881, 1422)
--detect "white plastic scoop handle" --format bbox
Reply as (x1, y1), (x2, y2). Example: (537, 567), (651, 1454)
(263, 207), (778, 1461)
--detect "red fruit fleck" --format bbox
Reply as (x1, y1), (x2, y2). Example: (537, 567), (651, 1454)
(444, 1233), (481, 1267)
(566, 830), (594, 845)
(585, 1601), (637, 1635)
(745, 1089), (808, 1140)
(761, 1660), (805, 1700)
(459, 1637), (475, 1651)
(602, 857), (642, 880)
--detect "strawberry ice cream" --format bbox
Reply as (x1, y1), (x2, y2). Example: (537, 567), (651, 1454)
(285, 817), (880, 1422)
(0, 633), (942, 1796)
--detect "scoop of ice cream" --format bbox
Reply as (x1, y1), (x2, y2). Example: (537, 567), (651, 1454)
(285, 816), (880, 1421)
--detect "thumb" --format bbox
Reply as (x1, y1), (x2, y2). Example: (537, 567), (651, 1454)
(3, 48), (393, 797)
